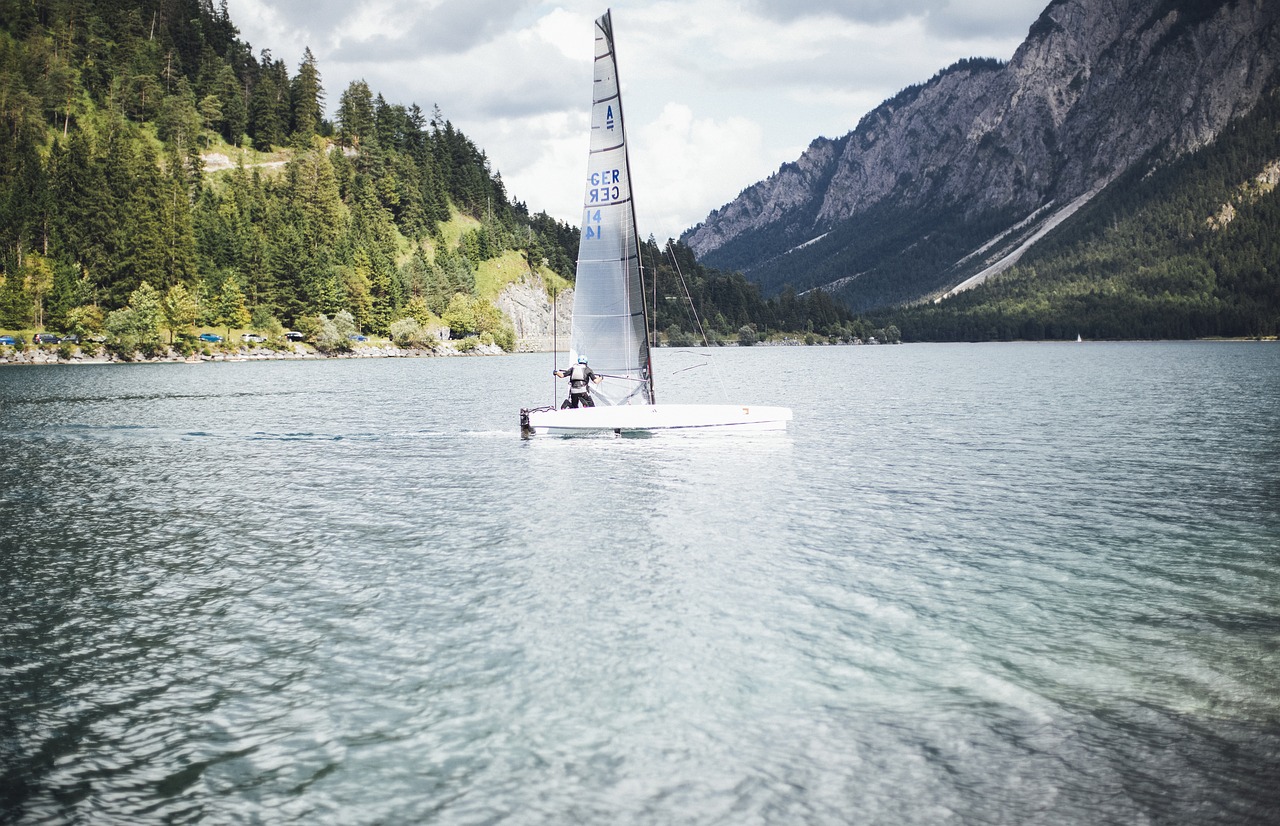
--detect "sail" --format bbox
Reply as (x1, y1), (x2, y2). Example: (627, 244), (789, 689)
(568, 10), (654, 406)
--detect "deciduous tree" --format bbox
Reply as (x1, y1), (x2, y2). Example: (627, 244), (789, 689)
(161, 282), (199, 343)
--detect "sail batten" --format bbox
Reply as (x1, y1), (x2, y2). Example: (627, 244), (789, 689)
(568, 8), (654, 406)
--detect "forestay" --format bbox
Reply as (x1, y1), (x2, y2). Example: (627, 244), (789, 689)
(568, 10), (654, 406)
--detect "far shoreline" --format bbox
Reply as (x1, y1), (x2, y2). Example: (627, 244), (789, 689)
(0, 341), (503, 367)
(2, 336), (1273, 368)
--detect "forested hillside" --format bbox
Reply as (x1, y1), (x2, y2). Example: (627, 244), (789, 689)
(0, 0), (840, 354)
(648, 240), (864, 344)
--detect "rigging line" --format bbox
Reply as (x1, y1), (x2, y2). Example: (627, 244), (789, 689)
(666, 241), (710, 348)
(666, 247), (732, 404)
(652, 236), (658, 355)
(551, 285), (558, 407)
(619, 382), (650, 404)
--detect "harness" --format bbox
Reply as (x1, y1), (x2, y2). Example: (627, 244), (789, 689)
(569, 363), (589, 394)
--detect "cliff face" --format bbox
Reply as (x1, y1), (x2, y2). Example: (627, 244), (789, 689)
(497, 276), (572, 352)
(683, 0), (1280, 307)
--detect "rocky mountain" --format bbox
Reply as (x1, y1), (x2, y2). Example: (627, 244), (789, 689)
(683, 0), (1280, 312)
(496, 275), (573, 352)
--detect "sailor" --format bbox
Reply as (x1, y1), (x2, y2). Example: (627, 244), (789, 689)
(554, 355), (601, 408)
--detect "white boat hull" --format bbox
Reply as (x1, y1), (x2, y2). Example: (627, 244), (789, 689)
(522, 404), (792, 436)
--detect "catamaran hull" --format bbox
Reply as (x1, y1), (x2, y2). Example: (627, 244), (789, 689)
(522, 404), (793, 436)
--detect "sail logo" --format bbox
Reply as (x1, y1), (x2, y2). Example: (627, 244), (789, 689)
(588, 169), (621, 205)
(606, 105), (615, 131)
(583, 208), (602, 240)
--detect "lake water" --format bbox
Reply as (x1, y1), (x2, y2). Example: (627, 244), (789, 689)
(2, 343), (1278, 824)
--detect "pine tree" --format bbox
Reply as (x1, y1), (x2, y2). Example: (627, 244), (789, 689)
(157, 77), (202, 154)
(248, 51), (287, 149)
(159, 147), (199, 291)
(50, 130), (115, 303)
(336, 80), (374, 149)
(109, 139), (167, 305)
(216, 62), (246, 144)
(290, 47), (323, 141)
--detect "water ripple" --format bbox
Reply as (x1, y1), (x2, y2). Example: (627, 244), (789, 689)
(2, 345), (1278, 823)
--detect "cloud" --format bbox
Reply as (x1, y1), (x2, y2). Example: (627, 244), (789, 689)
(330, 15), (585, 122)
(469, 101), (774, 243)
(227, 0), (539, 67)
(748, 0), (939, 25)
(745, 0), (1047, 40)
(632, 103), (770, 241)
(224, 0), (1046, 236)
(474, 110), (589, 220)
(924, 1), (1048, 40)
(328, 0), (539, 61)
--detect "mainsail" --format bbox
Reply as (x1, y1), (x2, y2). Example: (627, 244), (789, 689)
(568, 9), (655, 406)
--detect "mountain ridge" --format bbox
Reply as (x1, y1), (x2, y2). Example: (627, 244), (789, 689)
(682, 0), (1280, 314)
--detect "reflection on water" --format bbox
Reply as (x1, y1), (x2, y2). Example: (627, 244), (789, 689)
(2, 344), (1278, 823)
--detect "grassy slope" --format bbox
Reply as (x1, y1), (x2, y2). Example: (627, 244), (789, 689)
(475, 251), (571, 303)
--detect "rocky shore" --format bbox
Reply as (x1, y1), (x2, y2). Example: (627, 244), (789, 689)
(0, 341), (507, 366)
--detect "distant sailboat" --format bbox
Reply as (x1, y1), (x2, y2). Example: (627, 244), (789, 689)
(520, 10), (791, 437)
(1076, 333), (1083, 342)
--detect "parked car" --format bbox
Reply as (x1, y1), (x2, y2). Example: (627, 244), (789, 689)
(0, 335), (17, 346)
(61, 334), (79, 344)
(241, 333), (266, 343)
(34, 333), (60, 344)
(198, 333), (223, 343)
(285, 331), (304, 342)
(348, 334), (368, 342)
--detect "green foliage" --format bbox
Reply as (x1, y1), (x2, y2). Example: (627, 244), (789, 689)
(22, 253), (54, 328)
(161, 283), (200, 343)
(666, 324), (695, 346)
(390, 316), (441, 349)
(442, 292), (478, 337)
(337, 80), (374, 148)
(438, 292), (515, 350)
(648, 239), (857, 342)
(332, 310), (358, 338)
(291, 48), (323, 142)
(105, 281), (164, 359)
(63, 304), (104, 338)
(309, 313), (351, 353)
(251, 307), (285, 340)
(213, 278), (251, 336)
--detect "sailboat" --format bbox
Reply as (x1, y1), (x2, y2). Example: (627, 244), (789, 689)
(520, 10), (792, 437)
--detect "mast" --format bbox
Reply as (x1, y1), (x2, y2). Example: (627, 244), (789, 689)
(599, 10), (655, 404)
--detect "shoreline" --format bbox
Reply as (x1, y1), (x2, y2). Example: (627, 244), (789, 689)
(0, 341), (507, 367)
(3, 337), (1269, 367)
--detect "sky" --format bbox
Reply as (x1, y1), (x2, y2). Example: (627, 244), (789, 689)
(224, 0), (1049, 241)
